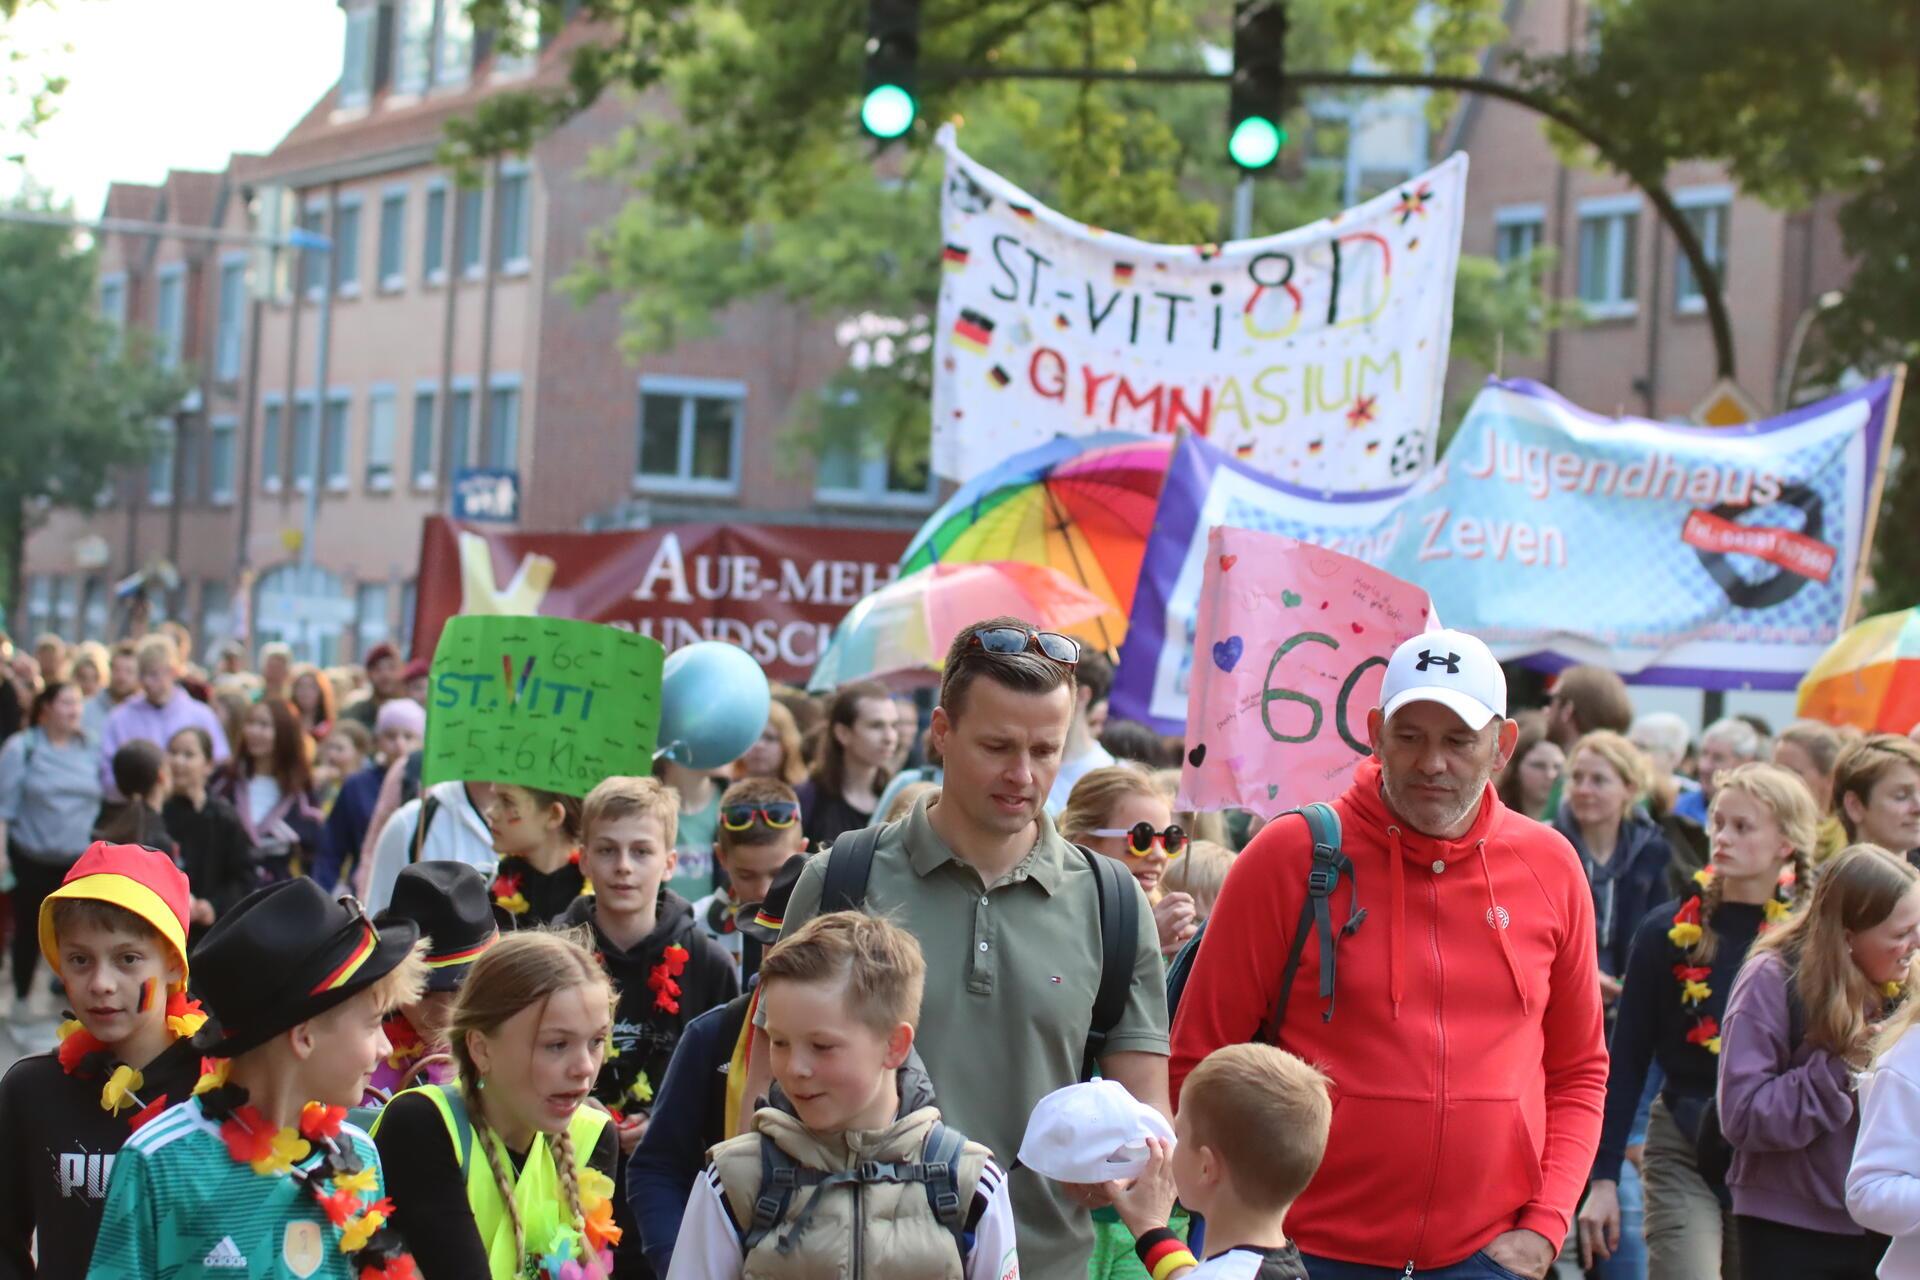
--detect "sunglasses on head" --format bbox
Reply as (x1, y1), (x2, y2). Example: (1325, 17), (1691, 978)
(721, 802), (801, 832)
(1089, 822), (1188, 859)
(967, 626), (1081, 666)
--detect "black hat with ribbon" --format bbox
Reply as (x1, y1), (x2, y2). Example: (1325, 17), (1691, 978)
(378, 862), (497, 993)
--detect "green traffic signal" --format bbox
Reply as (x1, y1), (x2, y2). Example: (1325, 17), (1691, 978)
(861, 84), (917, 139)
(1229, 115), (1286, 170)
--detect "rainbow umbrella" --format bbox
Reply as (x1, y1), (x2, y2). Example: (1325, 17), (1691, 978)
(808, 561), (1126, 693)
(1797, 606), (1920, 734)
(899, 432), (1173, 652)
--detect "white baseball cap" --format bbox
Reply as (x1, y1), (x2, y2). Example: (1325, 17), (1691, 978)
(1018, 1080), (1174, 1184)
(1379, 628), (1508, 731)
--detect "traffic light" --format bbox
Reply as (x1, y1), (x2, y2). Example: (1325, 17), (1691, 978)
(1229, 0), (1288, 171)
(861, 0), (921, 140)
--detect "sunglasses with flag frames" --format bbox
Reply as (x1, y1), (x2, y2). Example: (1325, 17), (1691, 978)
(721, 802), (802, 832)
(1088, 822), (1188, 859)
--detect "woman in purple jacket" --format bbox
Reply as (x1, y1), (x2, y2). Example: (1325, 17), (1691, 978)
(1719, 843), (1920, 1280)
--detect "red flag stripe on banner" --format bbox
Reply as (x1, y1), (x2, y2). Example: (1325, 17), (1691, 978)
(1680, 510), (1838, 584)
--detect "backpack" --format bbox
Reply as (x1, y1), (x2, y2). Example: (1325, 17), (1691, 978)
(409, 792), (442, 864)
(1164, 803), (1358, 1037)
(819, 822), (1139, 1082)
(739, 1120), (970, 1256)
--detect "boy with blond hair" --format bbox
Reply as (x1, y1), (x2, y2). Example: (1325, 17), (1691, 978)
(693, 777), (809, 967)
(669, 911), (1017, 1279)
(561, 775), (736, 1277)
(1108, 1043), (1331, 1279)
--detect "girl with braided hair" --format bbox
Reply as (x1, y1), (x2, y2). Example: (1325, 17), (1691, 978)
(374, 930), (625, 1279)
(1579, 762), (1818, 1280)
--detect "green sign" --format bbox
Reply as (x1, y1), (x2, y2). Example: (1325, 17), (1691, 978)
(422, 615), (665, 797)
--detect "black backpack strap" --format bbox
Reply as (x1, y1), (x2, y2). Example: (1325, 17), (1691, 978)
(1268, 803), (1358, 1036)
(819, 824), (883, 916)
(408, 793), (441, 865)
(1076, 843), (1139, 1080)
(741, 1134), (804, 1251)
(920, 1122), (969, 1255)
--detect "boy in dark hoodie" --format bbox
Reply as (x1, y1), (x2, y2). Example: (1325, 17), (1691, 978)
(564, 775), (737, 1279)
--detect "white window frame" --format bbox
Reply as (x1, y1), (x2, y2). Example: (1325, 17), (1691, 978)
(423, 180), (449, 286)
(1493, 202), (1546, 267)
(215, 252), (247, 381)
(356, 581), (393, 652)
(148, 419), (176, 505)
(483, 373), (522, 470)
(154, 262), (187, 369)
(377, 185), (408, 292)
(293, 392), (319, 493)
(261, 393), (286, 493)
(410, 380), (439, 490)
(493, 163), (531, 275)
(323, 388), (352, 492)
(633, 375), (745, 496)
(1576, 194), (1641, 321)
(456, 184), (485, 281)
(447, 376), (478, 472)
(301, 200), (328, 300)
(435, 0), (474, 88)
(491, 4), (542, 79)
(338, 3), (377, 109)
(208, 414), (238, 505)
(392, 0), (434, 95)
(334, 194), (364, 298)
(99, 271), (128, 330)
(366, 383), (399, 492)
(1672, 185), (1732, 317)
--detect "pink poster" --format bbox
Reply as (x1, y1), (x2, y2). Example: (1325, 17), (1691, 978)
(1179, 525), (1436, 817)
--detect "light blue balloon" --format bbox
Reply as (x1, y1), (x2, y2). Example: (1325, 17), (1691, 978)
(656, 641), (772, 770)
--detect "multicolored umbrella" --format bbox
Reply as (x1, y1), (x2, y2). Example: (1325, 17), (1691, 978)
(807, 561), (1126, 693)
(1797, 606), (1920, 734)
(898, 432), (1173, 652)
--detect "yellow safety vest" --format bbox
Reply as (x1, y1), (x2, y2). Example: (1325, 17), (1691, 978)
(381, 1084), (610, 1280)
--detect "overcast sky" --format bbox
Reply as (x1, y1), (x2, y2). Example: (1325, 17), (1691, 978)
(3, 0), (344, 215)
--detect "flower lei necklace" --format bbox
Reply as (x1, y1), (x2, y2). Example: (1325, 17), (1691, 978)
(648, 944), (689, 1015)
(194, 1077), (418, 1280)
(55, 985), (209, 1129)
(517, 1163), (622, 1280)
(1668, 867), (1795, 1055)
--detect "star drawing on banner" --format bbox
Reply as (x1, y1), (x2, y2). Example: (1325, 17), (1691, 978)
(1345, 395), (1378, 428)
(1394, 182), (1434, 226)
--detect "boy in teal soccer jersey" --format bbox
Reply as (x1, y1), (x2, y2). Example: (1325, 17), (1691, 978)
(86, 879), (427, 1279)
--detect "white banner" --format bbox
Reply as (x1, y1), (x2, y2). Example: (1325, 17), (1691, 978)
(932, 125), (1468, 491)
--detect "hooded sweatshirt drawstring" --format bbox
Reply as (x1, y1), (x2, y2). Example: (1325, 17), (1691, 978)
(1477, 838), (1530, 1015)
(1387, 826), (1407, 1019)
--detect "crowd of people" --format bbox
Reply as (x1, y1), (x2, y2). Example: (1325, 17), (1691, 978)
(0, 615), (1918, 1280)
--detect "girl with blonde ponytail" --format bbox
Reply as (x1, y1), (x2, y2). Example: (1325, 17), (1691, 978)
(374, 930), (623, 1279)
(1579, 762), (1818, 1280)
(1720, 843), (1920, 1280)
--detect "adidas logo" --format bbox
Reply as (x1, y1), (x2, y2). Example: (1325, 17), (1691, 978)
(203, 1236), (248, 1269)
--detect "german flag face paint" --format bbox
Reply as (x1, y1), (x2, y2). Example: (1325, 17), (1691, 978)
(137, 978), (157, 1014)
(309, 923), (378, 997)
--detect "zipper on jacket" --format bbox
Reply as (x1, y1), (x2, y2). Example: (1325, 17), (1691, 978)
(854, 1178), (864, 1279)
(1402, 1263), (1415, 1279)
(1406, 874), (1449, 1269)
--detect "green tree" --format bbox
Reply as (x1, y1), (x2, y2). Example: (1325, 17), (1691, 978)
(455, 0), (1551, 474)
(1514, 0), (1920, 613)
(0, 206), (188, 627)
(1, 0), (69, 167)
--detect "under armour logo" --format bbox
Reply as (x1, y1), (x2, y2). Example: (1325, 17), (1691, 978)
(1416, 650), (1461, 674)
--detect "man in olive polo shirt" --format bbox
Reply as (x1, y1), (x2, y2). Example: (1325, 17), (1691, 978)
(767, 615), (1170, 1279)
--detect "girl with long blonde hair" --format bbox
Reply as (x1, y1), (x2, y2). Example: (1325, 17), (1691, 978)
(1578, 762), (1816, 1280)
(1061, 765), (1196, 956)
(1719, 843), (1920, 1280)
(374, 930), (623, 1279)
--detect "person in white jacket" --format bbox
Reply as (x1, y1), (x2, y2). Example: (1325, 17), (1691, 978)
(1847, 987), (1920, 1278)
(361, 779), (497, 913)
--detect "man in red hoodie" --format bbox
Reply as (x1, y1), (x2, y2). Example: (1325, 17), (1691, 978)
(1170, 628), (1607, 1280)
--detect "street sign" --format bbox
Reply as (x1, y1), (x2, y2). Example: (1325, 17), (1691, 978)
(453, 467), (521, 524)
(1691, 377), (1761, 426)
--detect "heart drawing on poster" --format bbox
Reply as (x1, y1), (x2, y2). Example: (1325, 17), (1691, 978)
(1211, 636), (1244, 673)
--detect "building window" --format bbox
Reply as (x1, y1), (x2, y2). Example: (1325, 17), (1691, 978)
(340, 5), (376, 107)
(492, 3), (542, 78)
(50, 576), (75, 640)
(484, 377), (520, 468)
(410, 385), (437, 487)
(356, 582), (392, 652)
(394, 0), (433, 92)
(1494, 204), (1545, 267)
(25, 578), (51, 641)
(367, 387), (398, 491)
(456, 186), (484, 277)
(398, 579), (417, 653)
(436, 0), (473, 86)
(378, 189), (407, 290)
(99, 274), (127, 329)
(81, 577), (107, 639)
(634, 377), (742, 492)
(214, 257), (246, 381)
(293, 397), (318, 492)
(1674, 189), (1731, 315)
(1577, 197), (1640, 319)
(262, 398), (284, 491)
(209, 416), (237, 504)
(148, 420), (176, 504)
(493, 169), (529, 272)
(200, 581), (232, 653)
(155, 265), (185, 368)
(448, 384), (475, 471)
(300, 203), (327, 296)
(323, 392), (351, 490)
(423, 184), (448, 284)
(815, 438), (934, 506)
(334, 199), (362, 295)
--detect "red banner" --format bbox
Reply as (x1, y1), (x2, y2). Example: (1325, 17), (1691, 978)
(412, 518), (912, 683)
(1680, 509), (1837, 585)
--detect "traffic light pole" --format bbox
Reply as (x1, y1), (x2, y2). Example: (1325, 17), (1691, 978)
(927, 61), (1738, 382)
